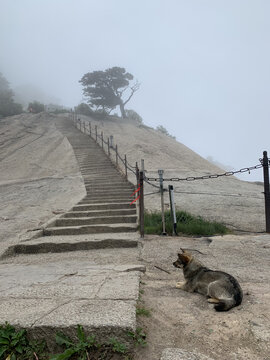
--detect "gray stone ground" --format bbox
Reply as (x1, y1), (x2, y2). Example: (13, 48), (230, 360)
(2, 233), (269, 358)
(0, 113), (85, 255)
(160, 348), (214, 360)
(0, 113), (143, 351)
(0, 247), (145, 351)
(1, 113), (269, 359)
(134, 234), (270, 360)
(78, 114), (266, 233)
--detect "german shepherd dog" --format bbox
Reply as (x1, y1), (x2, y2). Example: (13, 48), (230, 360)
(173, 249), (243, 311)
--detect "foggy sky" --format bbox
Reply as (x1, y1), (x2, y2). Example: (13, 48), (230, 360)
(1, 0), (269, 181)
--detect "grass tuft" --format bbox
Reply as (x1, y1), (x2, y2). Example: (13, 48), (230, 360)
(144, 210), (228, 236)
(136, 306), (151, 317)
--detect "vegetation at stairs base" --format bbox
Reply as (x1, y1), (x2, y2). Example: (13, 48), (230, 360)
(144, 210), (229, 236)
(0, 322), (47, 360)
(136, 306), (151, 317)
(0, 322), (147, 360)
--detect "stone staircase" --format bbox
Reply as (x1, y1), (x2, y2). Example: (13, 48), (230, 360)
(4, 118), (140, 255)
(0, 116), (143, 353)
(43, 126), (138, 237)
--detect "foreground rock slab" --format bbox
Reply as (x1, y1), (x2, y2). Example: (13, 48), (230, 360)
(134, 234), (270, 360)
(0, 256), (145, 351)
(161, 348), (214, 360)
(2, 232), (139, 256)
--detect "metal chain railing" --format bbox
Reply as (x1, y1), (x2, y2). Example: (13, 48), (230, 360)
(70, 110), (270, 234)
(145, 164), (263, 182)
(73, 116), (139, 182)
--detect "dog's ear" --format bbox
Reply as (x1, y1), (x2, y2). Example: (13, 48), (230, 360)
(178, 252), (192, 264)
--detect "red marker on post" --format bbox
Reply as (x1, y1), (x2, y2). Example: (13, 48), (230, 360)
(130, 186), (141, 205)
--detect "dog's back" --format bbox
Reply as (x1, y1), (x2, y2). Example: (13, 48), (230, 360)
(195, 268), (243, 311)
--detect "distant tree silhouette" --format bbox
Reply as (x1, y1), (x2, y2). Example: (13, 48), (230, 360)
(156, 125), (176, 139)
(0, 73), (23, 118)
(28, 101), (45, 113)
(79, 67), (140, 118)
(126, 109), (143, 124)
(75, 103), (94, 116)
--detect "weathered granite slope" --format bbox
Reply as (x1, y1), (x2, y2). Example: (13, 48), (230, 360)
(77, 114), (266, 232)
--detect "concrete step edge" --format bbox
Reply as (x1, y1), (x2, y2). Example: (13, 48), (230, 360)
(55, 216), (137, 226)
(63, 210), (137, 217)
(5, 238), (139, 256)
(44, 224), (138, 235)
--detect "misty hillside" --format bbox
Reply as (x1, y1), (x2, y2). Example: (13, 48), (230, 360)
(75, 114), (265, 232)
(0, 113), (265, 242)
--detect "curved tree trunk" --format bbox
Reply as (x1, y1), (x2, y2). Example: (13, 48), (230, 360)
(119, 102), (127, 118)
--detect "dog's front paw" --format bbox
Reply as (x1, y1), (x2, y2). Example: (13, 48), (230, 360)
(176, 281), (186, 289)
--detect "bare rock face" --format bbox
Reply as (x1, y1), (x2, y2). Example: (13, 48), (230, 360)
(0, 112), (266, 244)
(0, 113), (85, 252)
(161, 348), (215, 360)
(134, 234), (270, 360)
(78, 114), (265, 232)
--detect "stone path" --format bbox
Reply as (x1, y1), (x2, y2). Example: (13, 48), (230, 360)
(0, 117), (143, 351)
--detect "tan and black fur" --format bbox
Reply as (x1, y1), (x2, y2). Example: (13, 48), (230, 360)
(173, 249), (243, 311)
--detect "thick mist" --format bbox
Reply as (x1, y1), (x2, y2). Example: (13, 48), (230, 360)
(1, 0), (269, 181)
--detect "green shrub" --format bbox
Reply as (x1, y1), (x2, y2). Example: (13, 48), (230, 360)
(0, 322), (47, 359)
(0, 72), (23, 118)
(126, 109), (143, 124)
(50, 325), (98, 360)
(156, 125), (176, 139)
(144, 210), (228, 236)
(0, 101), (23, 118)
(75, 103), (94, 117)
(136, 306), (151, 317)
(28, 101), (45, 113)
(127, 328), (147, 347)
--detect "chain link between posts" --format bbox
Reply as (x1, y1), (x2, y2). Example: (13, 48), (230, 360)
(72, 115), (266, 188)
(71, 113), (270, 234)
(145, 164), (263, 182)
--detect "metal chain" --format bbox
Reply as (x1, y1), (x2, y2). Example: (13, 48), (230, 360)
(76, 118), (265, 185)
(143, 175), (162, 189)
(146, 164), (263, 182)
(127, 162), (137, 169)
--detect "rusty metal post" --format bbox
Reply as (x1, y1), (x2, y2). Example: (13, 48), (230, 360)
(109, 135), (113, 148)
(101, 131), (104, 149)
(141, 159), (144, 174)
(169, 185), (177, 236)
(263, 151), (270, 233)
(95, 125), (97, 142)
(136, 162), (139, 189)
(116, 144), (118, 166)
(139, 171), (144, 238)
(124, 155), (127, 179)
(158, 169), (167, 235)
(107, 137), (110, 156)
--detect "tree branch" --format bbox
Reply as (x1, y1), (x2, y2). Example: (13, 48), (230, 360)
(123, 81), (140, 105)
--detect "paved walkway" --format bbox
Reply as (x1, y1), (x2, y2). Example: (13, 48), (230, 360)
(0, 117), (144, 352)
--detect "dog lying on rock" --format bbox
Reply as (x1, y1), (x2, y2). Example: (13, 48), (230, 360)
(173, 249), (243, 311)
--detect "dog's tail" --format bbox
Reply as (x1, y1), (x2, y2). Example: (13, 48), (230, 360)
(214, 293), (242, 312)
(214, 299), (235, 311)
